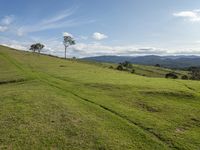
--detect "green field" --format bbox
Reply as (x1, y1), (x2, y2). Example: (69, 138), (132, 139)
(0, 45), (200, 150)
(102, 63), (188, 78)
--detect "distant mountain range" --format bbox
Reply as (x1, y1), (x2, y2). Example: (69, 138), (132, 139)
(82, 55), (200, 69)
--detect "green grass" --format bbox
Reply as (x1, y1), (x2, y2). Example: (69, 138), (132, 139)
(0, 45), (200, 150)
(102, 63), (188, 78)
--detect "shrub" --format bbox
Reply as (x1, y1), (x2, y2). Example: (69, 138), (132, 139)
(181, 75), (188, 80)
(116, 61), (135, 73)
(59, 65), (66, 67)
(116, 64), (124, 71)
(109, 66), (114, 69)
(165, 73), (178, 79)
(131, 69), (135, 74)
(120, 61), (133, 68)
(155, 64), (161, 67)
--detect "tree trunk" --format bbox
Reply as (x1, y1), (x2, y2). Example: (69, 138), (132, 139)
(64, 46), (68, 59)
(65, 46), (66, 59)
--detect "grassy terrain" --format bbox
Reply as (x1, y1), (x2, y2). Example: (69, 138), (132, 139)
(0, 45), (200, 150)
(100, 63), (188, 78)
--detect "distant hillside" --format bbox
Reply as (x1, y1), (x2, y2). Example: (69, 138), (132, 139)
(83, 61), (189, 79)
(82, 55), (200, 69)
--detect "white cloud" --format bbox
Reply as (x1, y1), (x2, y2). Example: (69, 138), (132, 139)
(0, 37), (30, 51)
(1, 15), (14, 25)
(0, 35), (167, 57)
(2, 43), (27, 50)
(0, 26), (8, 32)
(92, 32), (108, 40)
(3, 32), (200, 58)
(63, 32), (73, 37)
(0, 15), (14, 32)
(69, 43), (167, 57)
(3, 38), (200, 58)
(173, 10), (200, 22)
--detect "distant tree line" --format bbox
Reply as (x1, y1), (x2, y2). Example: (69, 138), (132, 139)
(165, 67), (200, 80)
(188, 67), (200, 80)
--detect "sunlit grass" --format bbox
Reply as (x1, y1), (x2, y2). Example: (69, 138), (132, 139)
(0, 45), (200, 149)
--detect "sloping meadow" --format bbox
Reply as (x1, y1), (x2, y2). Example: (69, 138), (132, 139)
(0, 46), (200, 149)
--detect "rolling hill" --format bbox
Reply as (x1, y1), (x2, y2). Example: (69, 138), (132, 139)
(103, 63), (188, 78)
(0, 45), (200, 150)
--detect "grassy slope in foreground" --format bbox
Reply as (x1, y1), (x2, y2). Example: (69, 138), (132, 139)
(0, 45), (200, 150)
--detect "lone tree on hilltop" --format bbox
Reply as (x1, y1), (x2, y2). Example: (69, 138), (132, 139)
(30, 44), (37, 53)
(63, 34), (75, 59)
(30, 43), (44, 54)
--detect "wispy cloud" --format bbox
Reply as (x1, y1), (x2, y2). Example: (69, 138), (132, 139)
(0, 26), (8, 32)
(173, 10), (200, 22)
(1, 15), (14, 25)
(41, 9), (75, 24)
(17, 7), (94, 36)
(0, 15), (14, 32)
(17, 20), (77, 36)
(17, 8), (76, 36)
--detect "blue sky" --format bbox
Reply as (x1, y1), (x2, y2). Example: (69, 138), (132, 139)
(1, 0), (200, 57)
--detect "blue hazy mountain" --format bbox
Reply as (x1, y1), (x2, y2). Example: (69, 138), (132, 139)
(82, 55), (200, 68)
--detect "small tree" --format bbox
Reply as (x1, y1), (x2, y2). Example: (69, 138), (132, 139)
(36, 43), (44, 54)
(181, 75), (188, 80)
(63, 35), (75, 59)
(131, 69), (135, 74)
(121, 61), (133, 68)
(155, 64), (161, 67)
(116, 64), (124, 71)
(109, 66), (114, 69)
(165, 72), (178, 79)
(190, 69), (200, 80)
(30, 44), (37, 53)
(29, 43), (44, 54)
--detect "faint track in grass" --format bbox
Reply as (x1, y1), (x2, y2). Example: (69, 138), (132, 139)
(0, 79), (28, 85)
(175, 80), (197, 92)
(36, 72), (180, 150)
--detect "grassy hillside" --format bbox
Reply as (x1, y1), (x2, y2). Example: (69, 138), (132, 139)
(101, 63), (188, 78)
(0, 45), (200, 150)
